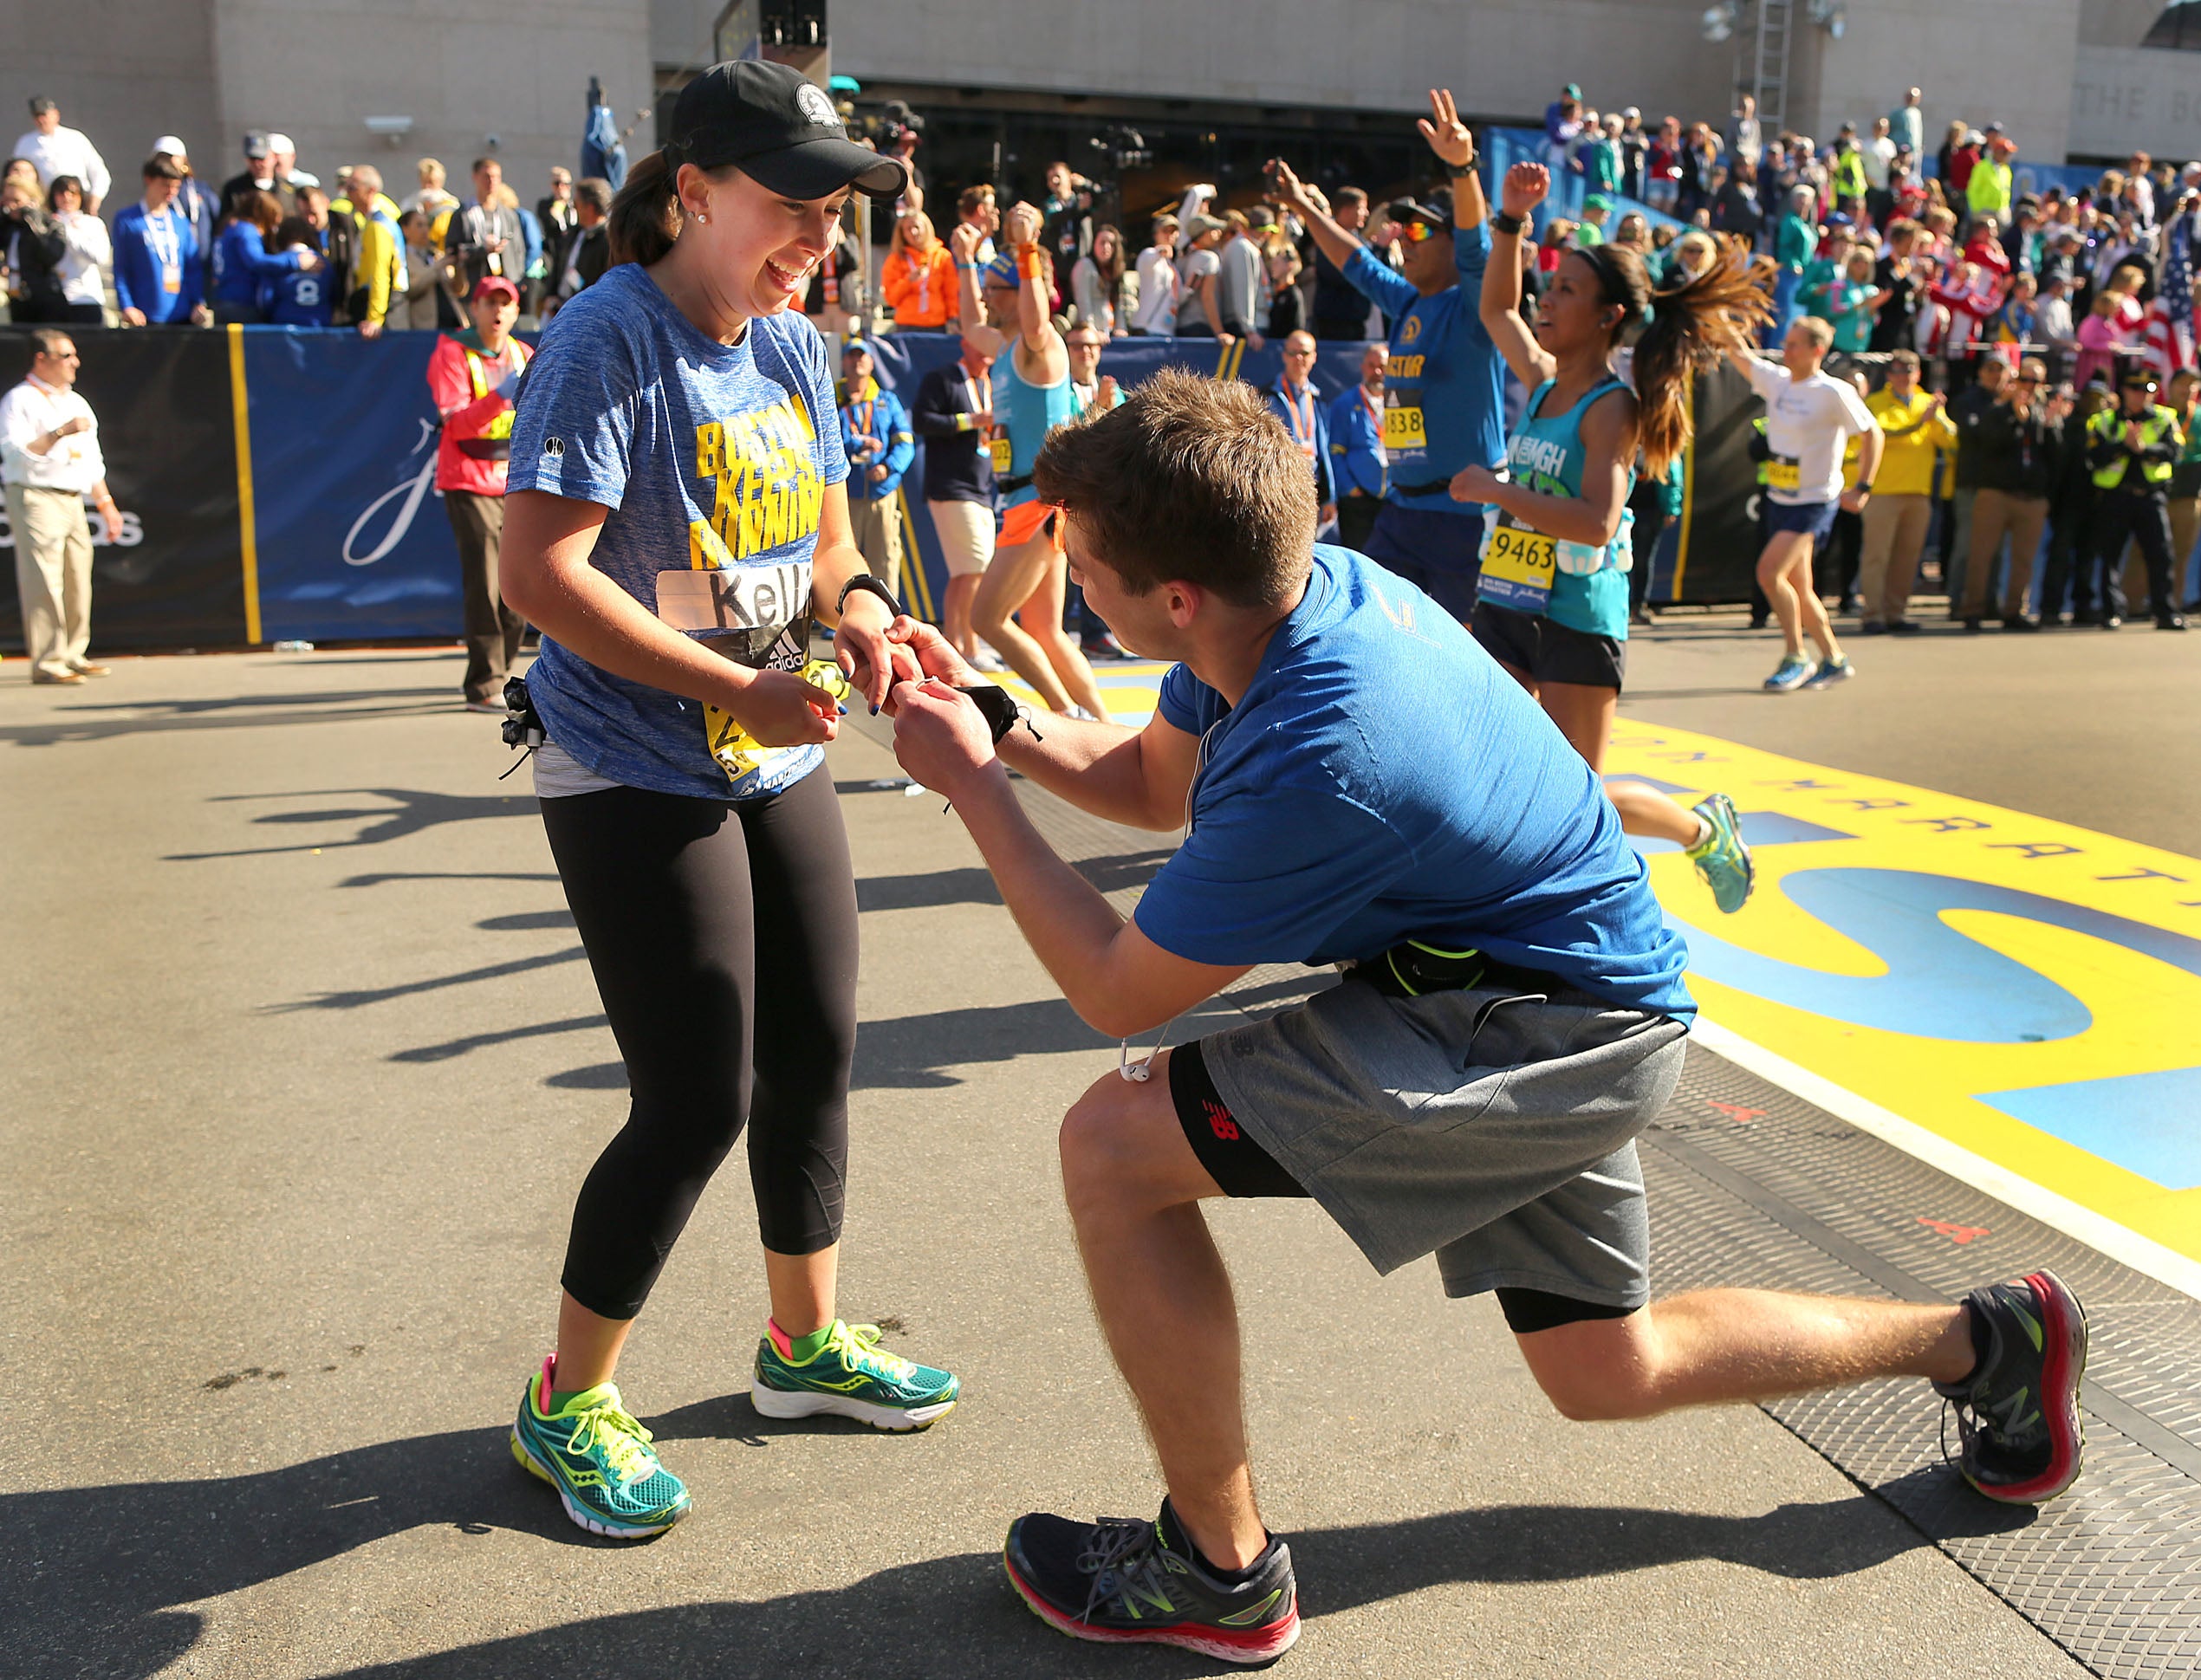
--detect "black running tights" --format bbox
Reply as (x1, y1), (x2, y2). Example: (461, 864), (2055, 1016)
(540, 767), (859, 1321)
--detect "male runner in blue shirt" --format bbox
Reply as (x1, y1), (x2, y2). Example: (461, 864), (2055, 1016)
(885, 367), (2088, 1664)
(1269, 89), (1505, 622)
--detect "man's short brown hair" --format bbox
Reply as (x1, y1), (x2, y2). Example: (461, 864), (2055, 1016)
(1034, 367), (1315, 609)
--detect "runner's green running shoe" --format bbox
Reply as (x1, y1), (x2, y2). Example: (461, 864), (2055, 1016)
(510, 1357), (691, 1539)
(1935, 1270), (2089, 1504)
(1685, 792), (1756, 914)
(751, 1319), (960, 1430)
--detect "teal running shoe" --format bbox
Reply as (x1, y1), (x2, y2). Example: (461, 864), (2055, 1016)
(752, 1319), (960, 1431)
(1763, 654), (1814, 691)
(1804, 655), (1856, 689)
(510, 1357), (691, 1539)
(1685, 792), (1756, 914)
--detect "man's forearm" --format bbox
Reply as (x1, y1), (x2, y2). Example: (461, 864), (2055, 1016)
(951, 765), (1133, 1025)
(998, 714), (1177, 830)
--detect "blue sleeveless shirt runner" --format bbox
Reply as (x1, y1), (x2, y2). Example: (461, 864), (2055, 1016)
(996, 355), (1079, 510)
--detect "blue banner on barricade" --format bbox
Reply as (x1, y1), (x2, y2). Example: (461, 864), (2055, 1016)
(243, 331), (464, 643)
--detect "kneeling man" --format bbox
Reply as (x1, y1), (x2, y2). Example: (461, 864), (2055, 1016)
(886, 369), (2085, 1667)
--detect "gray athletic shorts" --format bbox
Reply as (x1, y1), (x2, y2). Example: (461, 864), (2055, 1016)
(1196, 976), (1689, 1309)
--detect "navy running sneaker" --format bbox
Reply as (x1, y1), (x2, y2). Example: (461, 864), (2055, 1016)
(1685, 792), (1756, 913)
(1763, 653), (1814, 691)
(1935, 1271), (2088, 1504)
(1005, 1502), (1300, 1665)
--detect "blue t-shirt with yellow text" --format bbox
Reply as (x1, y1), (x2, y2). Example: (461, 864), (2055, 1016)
(507, 263), (849, 801)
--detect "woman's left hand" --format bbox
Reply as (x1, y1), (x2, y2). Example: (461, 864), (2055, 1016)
(834, 587), (917, 713)
(1451, 464), (1503, 504)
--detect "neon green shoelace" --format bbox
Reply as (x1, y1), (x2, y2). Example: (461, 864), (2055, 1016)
(562, 1401), (659, 1482)
(841, 1323), (916, 1383)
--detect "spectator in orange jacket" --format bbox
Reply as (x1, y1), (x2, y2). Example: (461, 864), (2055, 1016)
(428, 275), (533, 711)
(882, 210), (955, 328)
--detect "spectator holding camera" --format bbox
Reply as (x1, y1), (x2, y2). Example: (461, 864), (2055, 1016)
(1041, 161), (1092, 269)
(114, 155), (212, 327)
(0, 173), (69, 323)
(1130, 215), (1179, 336)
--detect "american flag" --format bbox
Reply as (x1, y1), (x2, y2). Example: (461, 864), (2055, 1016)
(2147, 211), (2196, 374)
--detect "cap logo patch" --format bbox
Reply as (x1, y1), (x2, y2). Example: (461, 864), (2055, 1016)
(796, 84), (838, 127)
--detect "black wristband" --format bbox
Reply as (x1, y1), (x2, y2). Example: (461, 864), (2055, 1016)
(956, 683), (1041, 744)
(1491, 211), (1526, 237)
(835, 572), (901, 619)
(1445, 159), (1477, 178)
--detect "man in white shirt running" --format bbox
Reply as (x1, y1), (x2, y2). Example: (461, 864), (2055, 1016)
(2, 331), (120, 684)
(12, 99), (109, 213)
(1729, 316), (1882, 691)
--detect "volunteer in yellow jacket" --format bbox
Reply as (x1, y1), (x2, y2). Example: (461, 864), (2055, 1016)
(1857, 349), (1955, 633)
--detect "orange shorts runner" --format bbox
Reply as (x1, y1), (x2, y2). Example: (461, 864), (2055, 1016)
(997, 498), (1062, 551)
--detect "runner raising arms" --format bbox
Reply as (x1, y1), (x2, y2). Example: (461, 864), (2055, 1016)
(495, 62), (959, 1541)
(1265, 89), (1506, 621)
(1458, 160), (1763, 913)
(1728, 315), (1883, 691)
(953, 201), (1113, 720)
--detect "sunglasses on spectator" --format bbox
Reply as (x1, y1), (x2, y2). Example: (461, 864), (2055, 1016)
(1395, 219), (1442, 244)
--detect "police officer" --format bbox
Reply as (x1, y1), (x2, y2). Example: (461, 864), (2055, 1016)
(2085, 369), (2190, 631)
(1266, 89), (1505, 622)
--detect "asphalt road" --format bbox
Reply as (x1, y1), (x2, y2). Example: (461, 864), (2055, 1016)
(5, 624), (2152, 1678)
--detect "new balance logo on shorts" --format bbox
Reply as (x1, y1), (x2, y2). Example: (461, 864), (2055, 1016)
(1203, 1099), (1239, 1141)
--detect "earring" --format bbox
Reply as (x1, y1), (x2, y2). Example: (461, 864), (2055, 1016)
(695, 211), (707, 224)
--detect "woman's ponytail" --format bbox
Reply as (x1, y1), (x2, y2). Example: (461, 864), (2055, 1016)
(607, 148), (683, 269)
(1630, 236), (1777, 480)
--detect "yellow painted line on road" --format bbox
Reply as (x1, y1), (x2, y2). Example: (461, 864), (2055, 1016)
(1607, 718), (2201, 1281)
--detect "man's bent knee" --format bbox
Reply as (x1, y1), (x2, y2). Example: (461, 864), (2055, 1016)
(1514, 1310), (1663, 1422)
(1057, 1060), (1212, 1223)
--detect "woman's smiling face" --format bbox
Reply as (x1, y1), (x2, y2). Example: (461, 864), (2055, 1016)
(686, 165), (853, 317)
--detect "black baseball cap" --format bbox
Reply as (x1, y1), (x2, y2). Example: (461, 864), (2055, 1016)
(666, 61), (906, 199)
(1386, 196), (1451, 231)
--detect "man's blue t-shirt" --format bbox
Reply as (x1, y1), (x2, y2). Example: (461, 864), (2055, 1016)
(1134, 545), (1693, 1021)
(1343, 224), (1506, 514)
(507, 263), (849, 801)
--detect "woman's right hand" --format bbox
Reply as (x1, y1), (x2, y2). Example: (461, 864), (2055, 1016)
(1502, 163), (1549, 221)
(717, 666), (843, 746)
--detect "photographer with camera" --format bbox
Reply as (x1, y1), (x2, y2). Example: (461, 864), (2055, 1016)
(1041, 160), (1094, 272)
(0, 173), (70, 324)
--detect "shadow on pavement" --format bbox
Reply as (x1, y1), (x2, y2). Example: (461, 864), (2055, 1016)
(0, 691), (460, 748)
(3, 1415), (1930, 1680)
(856, 866), (1002, 912)
(168, 788), (537, 861)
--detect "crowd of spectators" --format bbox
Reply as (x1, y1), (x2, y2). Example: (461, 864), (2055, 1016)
(0, 95), (616, 334)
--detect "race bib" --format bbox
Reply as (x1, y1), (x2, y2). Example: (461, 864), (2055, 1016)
(1766, 456), (1802, 492)
(1382, 405), (1426, 452)
(659, 554), (815, 782)
(1477, 513), (1557, 614)
(988, 437), (1013, 472)
(161, 263), (181, 295)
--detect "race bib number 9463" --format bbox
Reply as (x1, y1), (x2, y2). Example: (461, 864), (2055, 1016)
(1477, 521), (1556, 613)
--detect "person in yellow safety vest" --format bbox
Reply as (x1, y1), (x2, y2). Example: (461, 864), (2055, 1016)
(1858, 348), (1957, 632)
(429, 275), (536, 708)
(2083, 366), (2188, 630)
(333, 163), (406, 338)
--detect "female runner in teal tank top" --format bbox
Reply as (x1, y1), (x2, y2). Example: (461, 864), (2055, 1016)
(1451, 160), (1775, 914)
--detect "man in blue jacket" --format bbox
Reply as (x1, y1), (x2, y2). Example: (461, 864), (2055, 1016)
(840, 338), (915, 599)
(1268, 88), (1506, 624)
(1327, 341), (1387, 552)
(111, 155), (210, 326)
(1263, 329), (1335, 540)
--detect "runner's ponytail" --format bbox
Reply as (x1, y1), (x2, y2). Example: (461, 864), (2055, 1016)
(1629, 237), (1776, 480)
(607, 148), (742, 269)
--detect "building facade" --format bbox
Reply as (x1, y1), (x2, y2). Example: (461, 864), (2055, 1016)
(5, 0), (2198, 219)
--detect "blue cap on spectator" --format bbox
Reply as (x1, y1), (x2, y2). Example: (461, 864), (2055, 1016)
(1824, 211), (1854, 228)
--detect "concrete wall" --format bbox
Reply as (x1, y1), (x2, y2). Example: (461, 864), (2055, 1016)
(207, 0), (654, 211)
(2071, 43), (2201, 159)
(0, 0), (222, 191)
(1787, 0), (2083, 162)
(826, 0), (1732, 126)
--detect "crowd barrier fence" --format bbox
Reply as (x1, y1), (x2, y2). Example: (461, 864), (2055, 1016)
(0, 323), (1772, 653)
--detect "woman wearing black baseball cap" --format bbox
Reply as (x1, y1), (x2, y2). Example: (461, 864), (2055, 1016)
(498, 60), (958, 1541)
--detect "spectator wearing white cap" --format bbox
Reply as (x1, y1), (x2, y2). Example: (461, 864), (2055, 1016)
(267, 133), (318, 192)
(13, 99), (109, 213)
(152, 138), (222, 285)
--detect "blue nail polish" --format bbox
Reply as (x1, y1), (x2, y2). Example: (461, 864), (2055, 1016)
(870, 704), (880, 716)
(837, 704), (848, 716)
